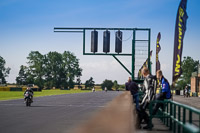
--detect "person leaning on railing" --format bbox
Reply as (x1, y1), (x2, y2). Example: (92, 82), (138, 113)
(137, 67), (156, 129)
(152, 70), (171, 115)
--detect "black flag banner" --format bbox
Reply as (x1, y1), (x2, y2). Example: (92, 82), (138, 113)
(172, 0), (188, 84)
(156, 32), (161, 72)
(156, 32), (161, 91)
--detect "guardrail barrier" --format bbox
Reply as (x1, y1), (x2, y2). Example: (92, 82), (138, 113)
(149, 99), (200, 133)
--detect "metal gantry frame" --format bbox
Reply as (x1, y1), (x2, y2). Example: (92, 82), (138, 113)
(54, 27), (151, 83)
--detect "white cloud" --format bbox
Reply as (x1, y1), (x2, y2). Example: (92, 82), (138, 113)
(80, 58), (131, 84)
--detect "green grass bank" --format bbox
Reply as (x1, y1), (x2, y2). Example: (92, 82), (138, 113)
(0, 89), (95, 101)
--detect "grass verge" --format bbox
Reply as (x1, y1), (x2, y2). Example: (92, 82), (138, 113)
(0, 89), (95, 101)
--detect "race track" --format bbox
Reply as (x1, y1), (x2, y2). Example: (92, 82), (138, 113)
(0, 91), (122, 133)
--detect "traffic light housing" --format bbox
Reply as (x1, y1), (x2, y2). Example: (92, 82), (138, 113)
(103, 30), (110, 53)
(115, 30), (122, 53)
(91, 30), (98, 53)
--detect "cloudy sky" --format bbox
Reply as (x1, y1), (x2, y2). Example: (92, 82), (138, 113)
(0, 0), (200, 84)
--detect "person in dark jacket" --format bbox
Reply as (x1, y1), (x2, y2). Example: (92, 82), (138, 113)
(152, 70), (171, 115)
(125, 77), (132, 91)
(129, 80), (139, 110)
(125, 77), (139, 110)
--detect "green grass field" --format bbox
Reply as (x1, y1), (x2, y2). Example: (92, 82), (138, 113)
(0, 89), (95, 101)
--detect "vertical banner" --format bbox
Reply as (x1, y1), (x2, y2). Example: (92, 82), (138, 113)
(156, 32), (161, 72)
(172, 0), (188, 84)
(156, 32), (161, 93)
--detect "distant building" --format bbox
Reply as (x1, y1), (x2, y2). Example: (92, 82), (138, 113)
(191, 65), (200, 95)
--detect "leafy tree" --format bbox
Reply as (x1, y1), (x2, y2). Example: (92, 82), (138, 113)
(176, 80), (186, 90)
(21, 51), (82, 89)
(176, 56), (199, 89)
(44, 51), (63, 88)
(27, 51), (45, 89)
(16, 65), (28, 85)
(119, 84), (125, 90)
(101, 79), (114, 90)
(113, 80), (119, 90)
(85, 77), (95, 89)
(0, 56), (11, 84)
(62, 51), (82, 89)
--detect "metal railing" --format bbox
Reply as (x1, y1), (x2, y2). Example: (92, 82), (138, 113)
(149, 100), (200, 133)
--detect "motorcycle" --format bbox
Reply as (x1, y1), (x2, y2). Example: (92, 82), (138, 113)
(24, 91), (32, 107)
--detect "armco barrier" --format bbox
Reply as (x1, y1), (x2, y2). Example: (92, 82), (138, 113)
(149, 100), (200, 133)
(32, 88), (42, 91)
(22, 87), (41, 91)
(0, 87), (10, 91)
(0, 87), (41, 91)
(10, 87), (22, 91)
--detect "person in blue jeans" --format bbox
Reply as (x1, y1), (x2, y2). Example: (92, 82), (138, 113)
(129, 80), (140, 110)
(125, 77), (139, 110)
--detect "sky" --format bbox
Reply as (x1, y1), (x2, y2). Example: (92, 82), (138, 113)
(0, 0), (200, 84)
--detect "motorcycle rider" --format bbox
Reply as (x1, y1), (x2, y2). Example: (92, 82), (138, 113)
(138, 67), (156, 129)
(24, 87), (34, 102)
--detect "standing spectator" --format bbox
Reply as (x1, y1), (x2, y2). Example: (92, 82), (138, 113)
(187, 86), (190, 97)
(183, 87), (186, 97)
(128, 80), (139, 110)
(125, 77), (132, 91)
(185, 85), (190, 97)
(185, 86), (188, 97)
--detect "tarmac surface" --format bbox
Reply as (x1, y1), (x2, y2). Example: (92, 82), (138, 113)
(0, 91), (122, 133)
(173, 95), (200, 109)
(1, 92), (199, 133)
(173, 95), (200, 129)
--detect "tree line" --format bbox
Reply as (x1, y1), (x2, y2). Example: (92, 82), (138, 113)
(0, 51), (123, 90)
(16, 51), (82, 89)
(84, 77), (124, 90)
(0, 53), (198, 90)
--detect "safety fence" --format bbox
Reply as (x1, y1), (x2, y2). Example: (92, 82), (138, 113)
(149, 100), (200, 133)
(0, 87), (41, 91)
